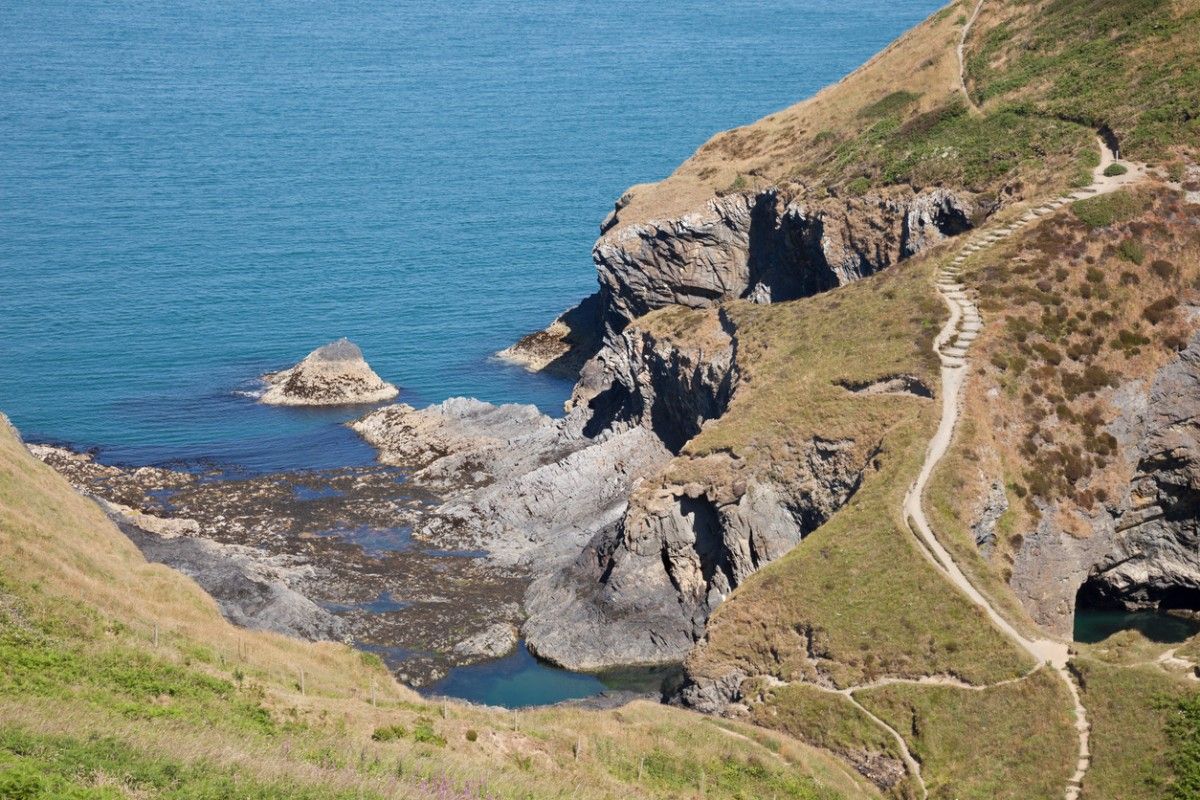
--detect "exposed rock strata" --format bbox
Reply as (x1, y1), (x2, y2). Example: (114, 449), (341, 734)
(592, 188), (972, 338)
(1011, 331), (1200, 632)
(524, 433), (877, 670)
(261, 338), (398, 406)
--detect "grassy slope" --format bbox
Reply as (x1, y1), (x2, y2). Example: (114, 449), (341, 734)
(682, 257), (1032, 692)
(1071, 639), (1200, 800)
(0, 417), (879, 800)
(855, 667), (1076, 800)
(965, 0), (1200, 160)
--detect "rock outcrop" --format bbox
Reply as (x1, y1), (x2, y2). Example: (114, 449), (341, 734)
(497, 292), (603, 377)
(524, 433), (877, 670)
(592, 187), (972, 338)
(1011, 331), (1200, 632)
(261, 338), (398, 406)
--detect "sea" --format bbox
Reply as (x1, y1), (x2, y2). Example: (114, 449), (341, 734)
(1, 0), (944, 702)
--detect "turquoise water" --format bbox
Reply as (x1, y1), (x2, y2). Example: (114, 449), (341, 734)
(1, 0), (941, 472)
(1074, 609), (1200, 645)
(425, 642), (678, 709)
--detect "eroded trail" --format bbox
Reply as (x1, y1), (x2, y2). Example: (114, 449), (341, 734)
(901, 139), (1145, 800)
(958, 0), (986, 113)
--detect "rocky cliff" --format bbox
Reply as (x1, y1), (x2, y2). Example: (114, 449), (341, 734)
(1012, 331), (1200, 631)
(505, 187), (972, 368)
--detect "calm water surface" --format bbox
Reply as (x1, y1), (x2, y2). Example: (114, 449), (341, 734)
(1, 0), (943, 703)
(1074, 609), (1200, 645)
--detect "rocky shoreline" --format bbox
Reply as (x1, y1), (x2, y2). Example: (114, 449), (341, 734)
(30, 181), (981, 689)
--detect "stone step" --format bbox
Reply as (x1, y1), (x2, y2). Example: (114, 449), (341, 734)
(960, 320), (983, 333)
(942, 345), (969, 359)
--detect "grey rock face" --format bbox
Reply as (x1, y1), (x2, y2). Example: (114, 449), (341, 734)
(1011, 331), (1200, 632)
(592, 188), (972, 337)
(524, 434), (875, 671)
(972, 479), (1009, 558)
(120, 520), (346, 641)
(452, 622), (519, 659)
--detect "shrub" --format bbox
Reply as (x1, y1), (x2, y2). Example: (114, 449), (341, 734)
(1119, 271), (1140, 285)
(1151, 259), (1177, 280)
(1143, 296), (1179, 325)
(845, 176), (872, 196)
(413, 719), (446, 747)
(1085, 266), (1105, 284)
(372, 724), (407, 742)
(1103, 163), (1128, 177)
(1117, 239), (1145, 264)
(465, 729), (478, 743)
(1072, 191), (1146, 228)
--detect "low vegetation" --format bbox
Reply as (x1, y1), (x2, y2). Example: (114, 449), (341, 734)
(944, 186), (1199, 570)
(964, 0), (1200, 160)
(856, 667), (1076, 800)
(683, 258), (1033, 700)
(1071, 655), (1198, 800)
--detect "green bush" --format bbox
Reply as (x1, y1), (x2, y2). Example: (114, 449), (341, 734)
(1117, 239), (1145, 264)
(1103, 163), (1129, 177)
(413, 719), (446, 747)
(371, 724), (407, 742)
(465, 729), (478, 743)
(1072, 191), (1146, 229)
(844, 176), (872, 196)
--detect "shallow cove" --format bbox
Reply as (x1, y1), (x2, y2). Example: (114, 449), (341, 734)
(1073, 609), (1200, 645)
(424, 642), (680, 709)
(2, 0), (946, 701)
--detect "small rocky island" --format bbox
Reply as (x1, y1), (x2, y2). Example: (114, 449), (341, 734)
(260, 338), (398, 406)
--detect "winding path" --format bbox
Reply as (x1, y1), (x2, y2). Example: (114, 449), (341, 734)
(957, 0), (987, 114)
(900, 139), (1145, 799)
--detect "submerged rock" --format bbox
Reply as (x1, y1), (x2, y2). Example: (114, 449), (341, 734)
(261, 338), (398, 406)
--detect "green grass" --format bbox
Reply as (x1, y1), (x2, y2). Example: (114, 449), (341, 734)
(827, 102), (1092, 193)
(1072, 189), (1148, 228)
(0, 626), (275, 735)
(1072, 657), (1197, 800)
(748, 683), (912, 796)
(856, 667), (1076, 800)
(964, 0), (1200, 159)
(0, 727), (374, 800)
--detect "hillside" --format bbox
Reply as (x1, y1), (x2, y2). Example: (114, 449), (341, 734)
(0, 414), (875, 799)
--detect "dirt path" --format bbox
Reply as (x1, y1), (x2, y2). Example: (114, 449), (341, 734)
(900, 137), (1146, 800)
(957, 0), (986, 113)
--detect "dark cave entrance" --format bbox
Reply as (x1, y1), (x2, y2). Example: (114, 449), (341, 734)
(1072, 576), (1200, 644)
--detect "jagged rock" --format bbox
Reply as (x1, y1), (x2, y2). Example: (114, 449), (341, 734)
(496, 292), (603, 377)
(352, 397), (559, 486)
(971, 479), (1009, 558)
(452, 623), (519, 659)
(261, 338), (398, 406)
(523, 438), (872, 670)
(119, 519), (346, 641)
(591, 188), (972, 337)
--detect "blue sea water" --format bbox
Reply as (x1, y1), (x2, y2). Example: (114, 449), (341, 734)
(1, 0), (942, 472)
